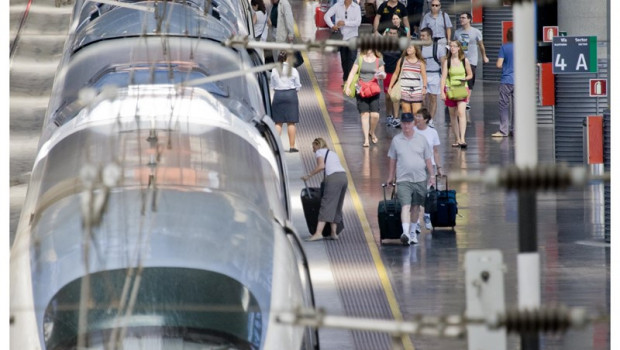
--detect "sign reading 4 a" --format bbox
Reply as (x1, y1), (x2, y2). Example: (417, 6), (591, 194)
(551, 36), (597, 74)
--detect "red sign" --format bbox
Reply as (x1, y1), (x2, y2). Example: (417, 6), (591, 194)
(502, 21), (513, 44)
(589, 79), (607, 97)
(543, 26), (558, 43)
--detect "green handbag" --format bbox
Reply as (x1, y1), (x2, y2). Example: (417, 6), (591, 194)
(447, 81), (468, 100)
(343, 57), (363, 98)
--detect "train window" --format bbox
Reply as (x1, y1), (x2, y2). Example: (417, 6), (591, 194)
(92, 67), (229, 97)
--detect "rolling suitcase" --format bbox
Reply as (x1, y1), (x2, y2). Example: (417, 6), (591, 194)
(301, 181), (344, 237)
(378, 184), (402, 244)
(429, 175), (458, 230)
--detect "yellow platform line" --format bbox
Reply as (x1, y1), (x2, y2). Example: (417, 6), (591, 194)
(294, 24), (414, 350)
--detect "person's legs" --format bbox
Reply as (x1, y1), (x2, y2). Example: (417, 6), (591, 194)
(369, 112), (379, 141)
(508, 84), (515, 135)
(275, 123), (283, 135)
(448, 106), (460, 145)
(287, 123), (297, 149)
(497, 83), (511, 135)
(401, 101), (412, 113)
(384, 73), (394, 117)
(330, 223), (338, 239)
(392, 99), (401, 120)
(340, 46), (356, 83)
(411, 102), (422, 115)
(385, 95), (393, 116)
(457, 101), (467, 144)
(361, 112), (370, 146)
(397, 182), (414, 244)
(427, 94), (438, 122)
(369, 95), (380, 142)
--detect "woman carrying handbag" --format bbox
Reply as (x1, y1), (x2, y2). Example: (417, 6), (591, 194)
(440, 40), (472, 149)
(344, 49), (386, 147)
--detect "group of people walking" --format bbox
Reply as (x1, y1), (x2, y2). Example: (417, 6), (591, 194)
(252, 0), (515, 243)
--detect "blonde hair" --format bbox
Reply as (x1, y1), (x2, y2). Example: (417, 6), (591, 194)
(312, 137), (328, 149)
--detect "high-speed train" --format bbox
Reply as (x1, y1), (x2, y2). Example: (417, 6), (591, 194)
(10, 1), (318, 349)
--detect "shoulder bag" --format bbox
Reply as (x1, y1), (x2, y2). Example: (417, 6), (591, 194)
(389, 57), (405, 102)
(343, 57), (362, 98)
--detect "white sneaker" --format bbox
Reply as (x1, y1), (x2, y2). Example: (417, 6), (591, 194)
(428, 120), (435, 128)
(390, 118), (401, 128)
(409, 233), (418, 245)
(386, 115), (394, 125)
(410, 223), (421, 235)
(400, 233), (411, 246)
(424, 215), (432, 230)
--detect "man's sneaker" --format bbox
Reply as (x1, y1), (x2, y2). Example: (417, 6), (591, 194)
(424, 215), (432, 230)
(400, 233), (411, 246)
(466, 103), (471, 110)
(390, 118), (401, 128)
(386, 115), (394, 125)
(428, 119), (435, 128)
(410, 223), (421, 236)
(409, 234), (418, 245)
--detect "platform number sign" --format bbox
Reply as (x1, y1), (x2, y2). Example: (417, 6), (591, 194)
(552, 36), (597, 74)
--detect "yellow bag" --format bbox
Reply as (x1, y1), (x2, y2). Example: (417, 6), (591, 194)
(447, 81), (468, 100)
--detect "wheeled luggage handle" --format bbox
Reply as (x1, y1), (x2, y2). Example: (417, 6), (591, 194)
(435, 175), (448, 191)
(303, 180), (313, 199)
(381, 183), (396, 202)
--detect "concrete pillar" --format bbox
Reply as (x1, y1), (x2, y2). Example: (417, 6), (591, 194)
(557, 0), (608, 59)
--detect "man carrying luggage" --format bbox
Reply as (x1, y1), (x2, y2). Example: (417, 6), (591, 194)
(386, 112), (435, 245)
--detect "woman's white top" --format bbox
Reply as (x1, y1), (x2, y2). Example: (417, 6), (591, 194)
(315, 148), (346, 176)
(270, 63), (302, 91)
(254, 10), (269, 41)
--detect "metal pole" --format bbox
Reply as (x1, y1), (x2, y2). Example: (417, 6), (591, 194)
(513, 1), (540, 350)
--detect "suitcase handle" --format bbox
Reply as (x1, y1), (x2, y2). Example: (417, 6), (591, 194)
(381, 183), (396, 202)
(435, 175), (448, 191)
(303, 180), (313, 199)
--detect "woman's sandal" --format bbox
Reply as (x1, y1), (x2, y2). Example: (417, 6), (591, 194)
(452, 143), (460, 147)
(459, 142), (468, 149)
(362, 142), (370, 147)
(369, 134), (378, 144)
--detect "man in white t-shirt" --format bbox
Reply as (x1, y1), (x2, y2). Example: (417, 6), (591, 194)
(414, 108), (442, 231)
(453, 12), (488, 109)
(386, 112), (435, 245)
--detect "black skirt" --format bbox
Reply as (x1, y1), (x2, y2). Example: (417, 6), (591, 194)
(271, 89), (299, 123)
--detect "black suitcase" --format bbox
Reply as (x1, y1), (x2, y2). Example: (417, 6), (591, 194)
(378, 184), (402, 244)
(301, 182), (344, 237)
(428, 175), (458, 230)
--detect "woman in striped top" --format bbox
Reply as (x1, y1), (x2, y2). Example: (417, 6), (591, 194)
(388, 43), (427, 118)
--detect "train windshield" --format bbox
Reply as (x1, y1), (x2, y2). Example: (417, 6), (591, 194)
(92, 65), (229, 97)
